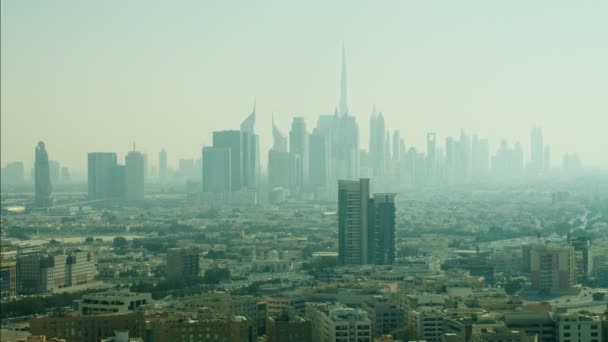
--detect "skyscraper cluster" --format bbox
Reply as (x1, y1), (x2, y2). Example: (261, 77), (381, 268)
(262, 48), (571, 197)
(267, 47), (360, 200)
(87, 148), (145, 201)
(4, 48), (589, 205)
(202, 105), (259, 193)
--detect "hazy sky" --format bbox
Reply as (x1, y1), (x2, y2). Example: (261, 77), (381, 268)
(2, 1), (607, 177)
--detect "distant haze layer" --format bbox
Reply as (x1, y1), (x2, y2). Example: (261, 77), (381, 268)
(2, 1), (607, 174)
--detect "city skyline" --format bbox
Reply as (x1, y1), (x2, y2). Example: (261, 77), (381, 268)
(2, 1), (608, 173)
(3, 3), (608, 342)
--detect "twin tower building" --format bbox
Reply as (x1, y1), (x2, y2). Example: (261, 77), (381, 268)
(338, 178), (396, 266)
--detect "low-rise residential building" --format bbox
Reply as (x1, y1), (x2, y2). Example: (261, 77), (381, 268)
(363, 296), (407, 340)
(556, 313), (603, 342)
(0, 249), (17, 298)
(145, 314), (251, 342)
(79, 291), (152, 316)
(529, 245), (577, 294)
(266, 311), (312, 342)
(166, 247), (201, 279)
(504, 311), (556, 342)
(409, 307), (445, 342)
(30, 312), (146, 342)
(17, 248), (95, 294)
(306, 303), (372, 342)
(179, 293), (259, 336)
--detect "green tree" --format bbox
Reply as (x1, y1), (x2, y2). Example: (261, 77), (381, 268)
(84, 236), (94, 244)
(113, 236), (128, 248)
(202, 267), (231, 284)
(592, 292), (606, 301)
(504, 278), (525, 295)
(205, 250), (226, 259)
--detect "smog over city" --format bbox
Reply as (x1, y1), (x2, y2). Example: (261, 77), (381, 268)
(1, 2), (607, 342)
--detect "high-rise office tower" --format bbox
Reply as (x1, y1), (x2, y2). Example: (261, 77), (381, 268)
(268, 150), (295, 190)
(142, 153), (149, 183)
(426, 133), (437, 183)
(241, 132), (259, 189)
(1, 162), (25, 184)
(445, 136), (456, 185)
(241, 104), (260, 189)
(368, 193), (396, 265)
(213, 130), (243, 191)
(426, 133), (436, 164)
(338, 178), (396, 266)
(544, 145), (551, 173)
(471, 135), (489, 180)
(149, 166), (157, 181)
(34, 141), (52, 207)
(530, 127), (544, 175)
(158, 149), (168, 182)
(88, 152), (118, 200)
(272, 115), (288, 152)
(49, 161), (61, 184)
(125, 150), (145, 201)
(562, 153), (583, 175)
(268, 118), (294, 190)
(569, 237), (593, 281)
(194, 158), (202, 183)
(314, 115), (337, 182)
(514, 142), (524, 173)
(392, 130), (401, 161)
(369, 110), (386, 177)
(333, 114), (360, 181)
(240, 102), (256, 132)
(384, 131), (391, 164)
(309, 129), (330, 189)
(202, 147), (231, 192)
(492, 140), (524, 179)
(455, 130), (472, 183)
(60, 167), (70, 182)
(111, 165), (126, 199)
(338, 179), (370, 265)
(333, 46), (360, 180)
(290, 117), (309, 190)
(179, 159), (196, 180)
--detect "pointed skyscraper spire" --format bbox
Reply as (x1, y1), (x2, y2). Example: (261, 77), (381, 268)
(240, 99), (256, 133)
(271, 113), (287, 152)
(339, 43), (349, 116)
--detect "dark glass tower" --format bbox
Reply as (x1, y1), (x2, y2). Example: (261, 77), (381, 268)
(34, 141), (52, 207)
(338, 178), (396, 266)
(368, 193), (396, 265)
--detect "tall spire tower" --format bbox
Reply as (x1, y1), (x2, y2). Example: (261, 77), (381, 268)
(339, 44), (349, 116)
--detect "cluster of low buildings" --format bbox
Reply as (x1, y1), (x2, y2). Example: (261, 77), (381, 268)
(21, 276), (608, 342)
(1, 244), (96, 297)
